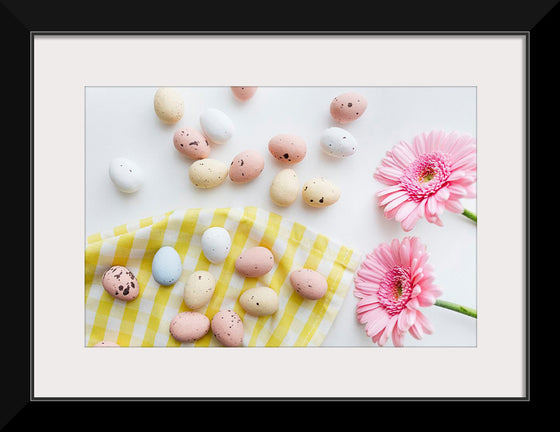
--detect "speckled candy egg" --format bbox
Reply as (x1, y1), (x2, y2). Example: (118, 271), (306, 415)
(320, 127), (358, 158)
(239, 286), (279, 316)
(94, 341), (120, 347)
(108, 157), (144, 193)
(199, 108), (235, 144)
(330, 92), (367, 124)
(268, 134), (307, 164)
(152, 246), (183, 286)
(229, 149), (265, 183)
(169, 311), (210, 343)
(302, 177), (341, 208)
(231, 86), (257, 101)
(102, 265), (140, 301)
(289, 268), (328, 300)
(174, 127), (210, 160)
(235, 246), (274, 277)
(189, 158), (228, 188)
(201, 226), (231, 264)
(184, 270), (216, 309)
(211, 309), (244, 347)
(270, 168), (299, 207)
(154, 87), (184, 124)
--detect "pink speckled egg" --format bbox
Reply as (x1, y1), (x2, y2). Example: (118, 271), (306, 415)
(94, 341), (120, 347)
(102, 265), (139, 302)
(211, 310), (244, 347)
(268, 134), (307, 164)
(229, 149), (265, 183)
(173, 127), (211, 160)
(289, 268), (328, 300)
(231, 86), (257, 101)
(330, 92), (367, 123)
(169, 311), (210, 343)
(235, 246), (275, 277)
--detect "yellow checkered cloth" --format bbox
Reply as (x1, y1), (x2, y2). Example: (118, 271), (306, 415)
(85, 207), (361, 347)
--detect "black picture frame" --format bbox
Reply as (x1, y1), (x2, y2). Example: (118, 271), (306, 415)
(5, 0), (548, 425)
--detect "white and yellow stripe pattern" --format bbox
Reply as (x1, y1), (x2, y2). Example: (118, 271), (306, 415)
(85, 207), (361, 347)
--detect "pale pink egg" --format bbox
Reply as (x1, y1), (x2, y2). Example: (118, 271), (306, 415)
(102, 265), (139, 302)
(229, 149), (265, 183)
(231, 86), (258, 101)
(289, 268), (328, 300)
(211, 310), (244, 347)
(235, 246), (275, 277)
(173, 127), (211, 160)
(94, 341), (120, 347)
(268, 134), (307, 164)
(330, 92), (367, 123)
(169, 311), (210, 343)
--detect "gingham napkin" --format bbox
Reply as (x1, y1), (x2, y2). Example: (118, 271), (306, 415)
(85, 207), (361, 347)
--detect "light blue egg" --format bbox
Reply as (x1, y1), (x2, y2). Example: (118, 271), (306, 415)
(152, 246), (183, 286)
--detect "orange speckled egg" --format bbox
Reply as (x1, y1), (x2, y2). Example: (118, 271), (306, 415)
(102, 265), (139, 302)
(231, 86), (257, 101)
(235, 246), (275, 277)
(268, 134), (307, 165)
(330, 92), (367, 123)
(229, 149), (265, 183)
(173, 127), (210, 160)
(169, 311), (210, 343)
(211, 310), (244, 347)
(289, 268), (328, 300)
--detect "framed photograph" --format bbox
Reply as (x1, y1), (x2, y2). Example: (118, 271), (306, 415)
(5, 0), (546, 423)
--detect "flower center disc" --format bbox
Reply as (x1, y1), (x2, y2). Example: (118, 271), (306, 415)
(400, 152), (451, 201)
(378, 266), (412, 315)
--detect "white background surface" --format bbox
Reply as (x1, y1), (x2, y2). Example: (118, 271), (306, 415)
(85, 85), (477, 347)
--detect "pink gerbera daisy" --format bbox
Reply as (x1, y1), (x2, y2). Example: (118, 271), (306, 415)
(354, 237), (442, 346)
(374, 130), (476, 231)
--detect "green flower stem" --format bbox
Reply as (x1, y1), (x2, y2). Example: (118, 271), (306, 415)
(435, 299), (477, 318)
(462, 209), (477, 223)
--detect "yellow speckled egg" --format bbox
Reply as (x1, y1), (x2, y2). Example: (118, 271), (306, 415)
(154, 87), (184, 124)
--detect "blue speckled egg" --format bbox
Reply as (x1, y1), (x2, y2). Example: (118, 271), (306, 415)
(152, 246), (183, 286)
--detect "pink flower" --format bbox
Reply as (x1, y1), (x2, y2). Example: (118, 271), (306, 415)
(354, 237), (442, 346)
(374, 130), (476, 231)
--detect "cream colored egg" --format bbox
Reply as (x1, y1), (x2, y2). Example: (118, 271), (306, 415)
(189, 159), (228, 188)
(302, 177), (341, 207)
(270, 168), (299, 207)
(154, 87), (184, 124)
(184, 271), (216, 309)
(239, 286), (279, 317)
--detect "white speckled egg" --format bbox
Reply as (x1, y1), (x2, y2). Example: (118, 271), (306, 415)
(320, 127), (358, 158)
(270, 168), (299, 207)
(211, 309), (244, 347)
(239, 286), (279, 317)
(154, 87), (184, 124)
(152, 246), (183, 286)
(302, 177), (341, 207)
(188, 158), (228, 188)
(199, 108), (235, 144)
(108, 157), (144, 193)
(184, 270), (216, 309)
(169, 311), (210, 343)
(201, 227), (231, 264)
(102, 265), (140, 301)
